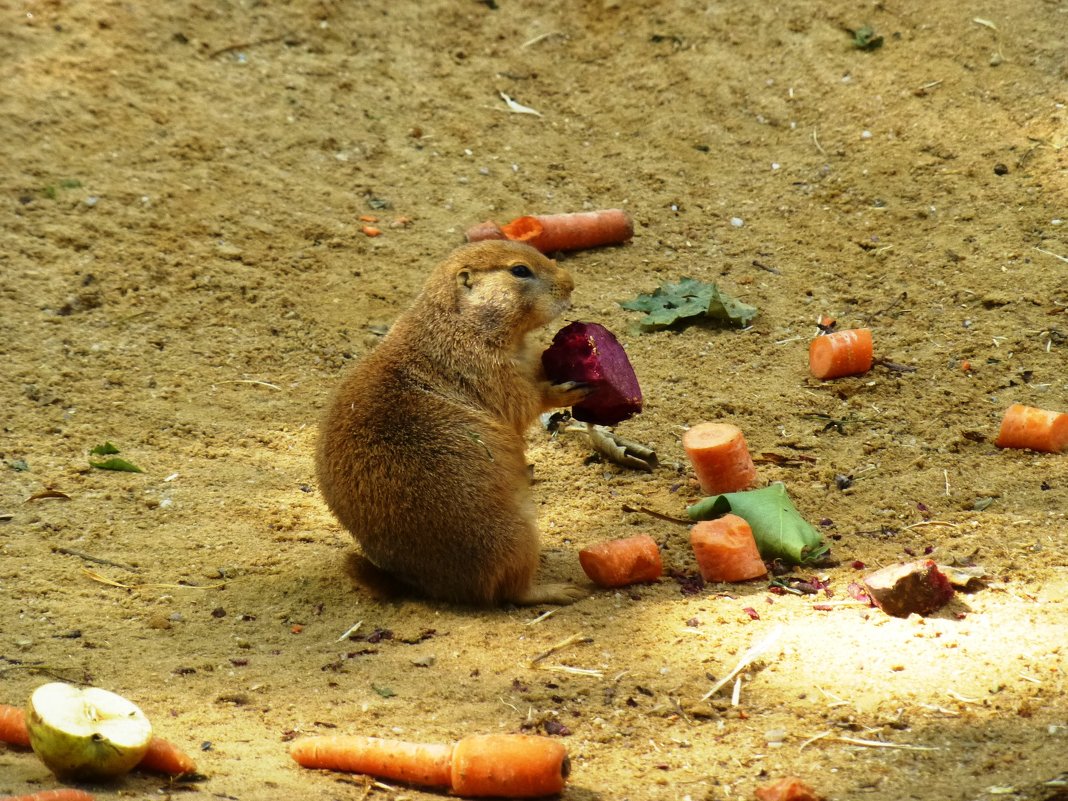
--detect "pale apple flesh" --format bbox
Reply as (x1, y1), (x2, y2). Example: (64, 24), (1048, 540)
(26, 682), (153, 780)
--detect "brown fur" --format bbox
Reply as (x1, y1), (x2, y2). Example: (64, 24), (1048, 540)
(316, 241), (589, 606)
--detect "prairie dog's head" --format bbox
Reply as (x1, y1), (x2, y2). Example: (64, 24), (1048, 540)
(428, 240), (574, 345)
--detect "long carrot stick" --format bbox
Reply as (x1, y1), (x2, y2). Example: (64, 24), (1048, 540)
(994, 403), (1068, 453)
(0, 704), (31, 747)
(0, 791), (96, 801)
(290, 733), (569, 797)
(465, 209), (633, 253)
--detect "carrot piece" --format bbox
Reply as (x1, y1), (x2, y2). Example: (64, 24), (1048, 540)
(465, 209), (633, 253)
(808, 327), (873, 380)
(450, 734), (568, 798)
(0, 704), (31, 747)
(994, 403), (1068, 453)
(578, 534), (662, 588)
(0, 791), (97, 801)
(290, 735), (453, 787)
(682, 422), (757, 495)
(690, 515), (767, 582)
(137, 736), (197, 775)
(360, 225), (382, 237)
(464, 220), (506, 241)
(290, 733), (569, 798)
(754, 776), (822, 801)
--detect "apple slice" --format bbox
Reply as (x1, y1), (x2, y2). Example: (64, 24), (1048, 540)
(26, 682), (153, 780)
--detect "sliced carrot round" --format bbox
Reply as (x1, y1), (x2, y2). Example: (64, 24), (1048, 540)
(808, 328), (873, 380)
(682, 422), (757, 495)
(578, 534), (662, 588)
(690, 515), (767, 582)
(994, 403), (1068, 453)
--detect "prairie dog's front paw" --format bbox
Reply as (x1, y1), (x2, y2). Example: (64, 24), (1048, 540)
(543, 380), (593, 409)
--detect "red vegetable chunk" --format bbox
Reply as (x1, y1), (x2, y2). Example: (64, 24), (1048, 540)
(541, 322), (642, 426)
(862, 560), (955, 617)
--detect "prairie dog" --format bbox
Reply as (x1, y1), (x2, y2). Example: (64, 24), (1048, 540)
(316, 240), (589, 606)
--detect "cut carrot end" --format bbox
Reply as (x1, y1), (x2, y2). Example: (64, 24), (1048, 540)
(499, 215), (544, 243)
(137, 736), (197, 775)
(808, 328), (873, 380)
(690, 515), (767, 582)
(682, 422), (757, 495)
(994, 403), (1068, 453)
(450, 734), (569, 798)
(0, 704), (32, 748)
(579, 534), (662, 588)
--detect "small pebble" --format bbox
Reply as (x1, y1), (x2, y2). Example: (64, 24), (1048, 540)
(730, 217), (744, 228)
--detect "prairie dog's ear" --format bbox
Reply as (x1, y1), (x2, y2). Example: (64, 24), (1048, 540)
(456, 270), (472, 291)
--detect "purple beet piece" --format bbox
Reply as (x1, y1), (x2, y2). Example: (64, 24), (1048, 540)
(541, 322), (643, 426)
(862, 560), (955, 617)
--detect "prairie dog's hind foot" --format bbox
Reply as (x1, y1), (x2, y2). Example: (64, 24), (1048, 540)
(513, 582), (590, 606)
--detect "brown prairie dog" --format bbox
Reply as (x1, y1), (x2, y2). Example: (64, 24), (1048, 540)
(316, 240), (590, 606)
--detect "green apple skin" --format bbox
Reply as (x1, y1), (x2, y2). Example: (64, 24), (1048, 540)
(25, 683), (153, 781)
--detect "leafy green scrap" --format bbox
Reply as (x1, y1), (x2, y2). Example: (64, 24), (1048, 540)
(90, 457), (144, 473)
(850, 25), (884, 50)
(619, 277), (758, 332)
(90, 442), (121, 456)
(687, 482), (829, 566)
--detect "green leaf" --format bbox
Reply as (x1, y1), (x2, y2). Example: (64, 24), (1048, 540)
(851, 25), (884, 50)
(619, 277), (757, 331)
(371, 683), (396, 698)
(90, 442), (121, 456)
(687, 483), (829, 565)
(89, 457), (144, 473)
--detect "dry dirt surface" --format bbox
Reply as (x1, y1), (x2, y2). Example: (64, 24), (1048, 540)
(2, 1), (1066, 800)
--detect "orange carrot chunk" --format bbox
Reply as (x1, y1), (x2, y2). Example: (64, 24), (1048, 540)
(690, 515), (768, 582)
(450, 734), (569, 798)
(808, 328), (873, 380)
(754, 776), (823, 801)
(578, 534), (662, 588)
(994, 403), (1068, 453)
(290, 735), (452, 787)
(289, 733), (569, 798)
(682, 422), (757, 495)
(137, 736), (198, 776)
(466, 210), (633, 253)
(0, 703), (31, 747)
(0, 791), (97, 801)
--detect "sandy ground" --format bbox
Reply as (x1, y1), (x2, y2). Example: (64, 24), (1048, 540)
(1, 1), (1066, 799)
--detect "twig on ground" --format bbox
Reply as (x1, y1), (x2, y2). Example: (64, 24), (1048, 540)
(53, 546), (141, 572)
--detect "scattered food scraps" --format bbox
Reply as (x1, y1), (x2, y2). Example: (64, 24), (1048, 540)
(994, 403), (1068, 453)
(690, 515), (768, 582)
(687, 483), (830, 566)
(290, 732), (569, 798)
(541, 322), (642, 426)
(682, 422), (758, 495)
(619, 277), (757, 331)
(754, 775), (823, 801)
(809, 328), (874, 380)
(862, 560), (955, 617)
(466, 209), (633, 253)
(579, 534), (663, 588)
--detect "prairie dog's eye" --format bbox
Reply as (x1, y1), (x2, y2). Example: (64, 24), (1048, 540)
(510, 264), (534, 279)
